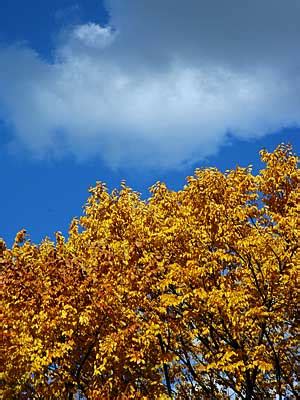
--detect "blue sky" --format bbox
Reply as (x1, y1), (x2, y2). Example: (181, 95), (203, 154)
(0, 0), (299, 245)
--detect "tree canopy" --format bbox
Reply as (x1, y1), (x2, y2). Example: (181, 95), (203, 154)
(1, 144), (299, 399)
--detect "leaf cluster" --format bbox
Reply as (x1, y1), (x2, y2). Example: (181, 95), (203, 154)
(1, 144), (299, 399)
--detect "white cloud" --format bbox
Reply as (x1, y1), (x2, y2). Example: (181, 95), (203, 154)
(0, 0), (299, 169)
(70, 23), (116, 49)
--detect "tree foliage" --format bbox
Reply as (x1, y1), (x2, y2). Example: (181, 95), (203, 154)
(1, 144), (299, 399)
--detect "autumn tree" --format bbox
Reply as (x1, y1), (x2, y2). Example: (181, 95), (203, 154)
(1, 144), (299, 399)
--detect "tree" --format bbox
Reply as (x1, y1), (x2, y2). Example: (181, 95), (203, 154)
(1, 144), (299, 399)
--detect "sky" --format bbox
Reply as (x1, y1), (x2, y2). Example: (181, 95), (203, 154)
(0, 0), (299, 245)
